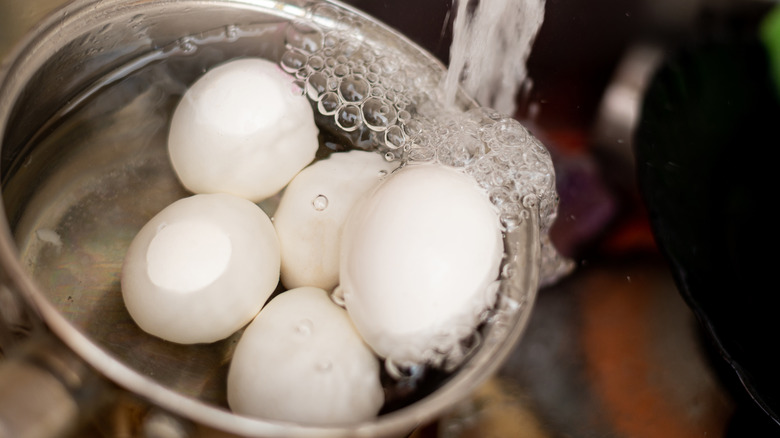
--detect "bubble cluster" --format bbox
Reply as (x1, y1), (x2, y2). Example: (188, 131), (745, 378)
(311, 194), (328, 211)
(283, 4), (559, 239)
(295, 318), (313, 336)
(283, 4), (440, 154)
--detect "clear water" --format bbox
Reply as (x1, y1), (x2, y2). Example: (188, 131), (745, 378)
(446, 0), (547, 115)
(2, 0), (566, 416)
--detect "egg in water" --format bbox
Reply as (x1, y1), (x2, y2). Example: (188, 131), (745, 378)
(227, 286), (383, 425)
(339, 164), (504, 368)
(273, 150), (398, 291)
(167, 57), (319, 202)
(121, 193), (280, 344)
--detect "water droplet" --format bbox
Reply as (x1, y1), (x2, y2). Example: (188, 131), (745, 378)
(379, 57), (399, 74)
(500, 213), (522, 231)
(326, 76), (339, 91)
(322, 31), (339, 49)
(35, 229), (62, 247)
(384, 125), (406, 150)
(384, 359), (423, 380)
(360, 50), (377, 64)
(309, 3), (342, 27)
(338, 75), (369, 103)
(407, 145), (435, 162)
(362, 97), (397, 131)
(370, 85), (385, 97)
(295, 319), (313, 336)
(488, 187), (511, 207)
(339, 40), (361, 57)
(316, 360), (333, 372)
(403, 119), (423, 137)
(331, 286), (346, 307)
(490, 119), (529, 148)
(335, 104), (361, 132)
(285, 21), (323, 54)
(351, 64), (367, 76)
(501, 262), (516, 279)
(295, 68), (311, 80)
(312, 195), (329, 211)
(178, 37), (197, 55)
(318, 92), (340, 115)
(308, 55), (325, 71)
(368, 63), (382, 75)
(280, 50), (308, 73)
(521, 194), (538, 208)
(305, 72), (328, 100)
(333, 64), (350, 78)
(224, 24), (238, 41)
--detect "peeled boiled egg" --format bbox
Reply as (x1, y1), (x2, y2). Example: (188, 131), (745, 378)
(121, 193), (280, 344)
(227, 286), (383, 425)
(339, 164), (504, 367)
(273, 150), (398, 291)
(168, 57), (319, 202)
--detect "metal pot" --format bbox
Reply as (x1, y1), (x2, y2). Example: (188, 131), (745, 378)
(0, 1), (542, 436)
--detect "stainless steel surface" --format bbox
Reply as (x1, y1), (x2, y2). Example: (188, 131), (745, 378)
(0, 334), (110, 438)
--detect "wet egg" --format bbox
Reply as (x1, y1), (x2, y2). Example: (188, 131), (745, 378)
(273, 150), (398, 291)
(168, 57), (319, 202)
(227, 287), (383, 425)
(339, 164), (504, 367)
(121, 193), (280, 344)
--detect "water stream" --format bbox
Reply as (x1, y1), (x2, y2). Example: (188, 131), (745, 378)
(445, 0), (546, 116)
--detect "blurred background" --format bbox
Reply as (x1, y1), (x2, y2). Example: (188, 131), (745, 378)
(2, 0), (779, 436)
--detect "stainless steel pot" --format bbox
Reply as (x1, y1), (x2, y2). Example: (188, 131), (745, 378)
(0, 1), (543, 436)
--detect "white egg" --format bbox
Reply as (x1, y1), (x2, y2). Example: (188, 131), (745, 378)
(227, 286), (383, 425)
(273, 150), (398, 291)
(121, 193), (280, 344)
(340, 164), (504, 368)
(168, 57), (319, 202)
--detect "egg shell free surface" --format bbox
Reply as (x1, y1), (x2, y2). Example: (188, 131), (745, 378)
(340, 164), (504, 366)
(168, 57), (319, 202)
(227, 286), (383, 425)
(273, 150), (398, 291)
(121, 193), (280, 344)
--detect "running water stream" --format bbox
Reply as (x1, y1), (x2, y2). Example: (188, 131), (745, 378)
(445, 0), (547, 115)
(441, 0), (570, 285)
